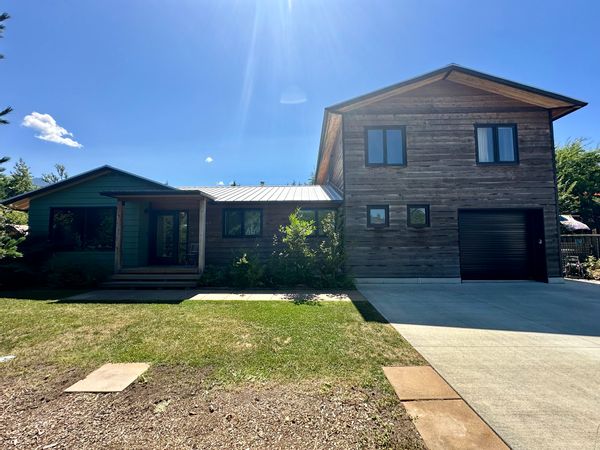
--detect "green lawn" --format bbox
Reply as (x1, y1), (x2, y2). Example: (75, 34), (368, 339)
(0, 292), (423, 385)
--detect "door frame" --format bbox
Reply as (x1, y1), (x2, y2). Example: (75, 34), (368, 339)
(148, 209), (189, 265)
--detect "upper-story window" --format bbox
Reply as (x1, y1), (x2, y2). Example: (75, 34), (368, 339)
(475, 124), (518, 164)
(365, 126), (406, 166)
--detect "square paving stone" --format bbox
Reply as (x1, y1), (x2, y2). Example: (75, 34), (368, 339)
(383, 366), (460, 401)
(65, 363), (150, 393)
(403, 399), (508, 450)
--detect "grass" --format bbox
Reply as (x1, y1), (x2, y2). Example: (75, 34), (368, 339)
(0, 291), (423, 385)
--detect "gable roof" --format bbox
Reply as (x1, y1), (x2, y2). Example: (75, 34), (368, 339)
(326, 63), (587, 115)
(315, 64), (588, 183)
(1, 165), (173, 211)
(180, 184), (343, 203)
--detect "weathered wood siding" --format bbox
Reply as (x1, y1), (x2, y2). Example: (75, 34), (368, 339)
(27, 172), (170, 271)
(326, 131), (344, 192)
(341, 80), (560, 278)
(205, 201), (338, 265)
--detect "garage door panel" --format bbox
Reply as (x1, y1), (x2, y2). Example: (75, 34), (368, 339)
(459, 210), (532, 280)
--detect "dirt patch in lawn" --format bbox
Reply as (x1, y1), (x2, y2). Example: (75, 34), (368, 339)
(0, 365), (424, 449)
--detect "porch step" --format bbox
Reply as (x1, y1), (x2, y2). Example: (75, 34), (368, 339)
(102, 269), (201, 289)
(111, 273), (199, 281)
(119, 266), (199, 274)
(101, 280), (197, 289)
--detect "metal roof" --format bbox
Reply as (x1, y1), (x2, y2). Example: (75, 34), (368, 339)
(179, 184), (343, 203)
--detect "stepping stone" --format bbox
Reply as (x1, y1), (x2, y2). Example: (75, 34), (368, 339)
(383, 366), (460, 400)
(65, 363), (150, 393)
(403, 399), (508, 450)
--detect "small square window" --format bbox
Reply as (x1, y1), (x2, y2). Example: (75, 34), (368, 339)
(367, 205), (389, 228)
(407, 205), (430, 228)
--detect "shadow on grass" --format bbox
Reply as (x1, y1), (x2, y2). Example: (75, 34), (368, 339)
(348, 291), (389, 324)
(0, 290), (86, 301)
(55, 298), (186, 305)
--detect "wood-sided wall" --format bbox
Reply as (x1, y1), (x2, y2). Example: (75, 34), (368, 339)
(340, 80), (560, 278)
(205, 201), (339, 266)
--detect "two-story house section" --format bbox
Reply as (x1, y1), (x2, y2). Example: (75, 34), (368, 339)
(315, 64), (586, 282)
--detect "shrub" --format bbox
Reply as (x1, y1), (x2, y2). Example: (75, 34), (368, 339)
(316, 211), (353, 288)
(583, 256), (600, 280)
(229, 252), (264, 288)
(269, 209), (317, 286)
(45, 256), (111, 288)
(198, 264), (227, 287)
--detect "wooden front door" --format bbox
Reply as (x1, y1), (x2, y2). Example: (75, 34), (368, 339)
(149, 210), (188, 265)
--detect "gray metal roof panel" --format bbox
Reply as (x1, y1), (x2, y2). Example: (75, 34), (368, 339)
(179, 184), (343, 203)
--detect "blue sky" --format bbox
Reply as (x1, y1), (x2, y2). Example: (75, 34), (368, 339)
(1, 0), (598, 186)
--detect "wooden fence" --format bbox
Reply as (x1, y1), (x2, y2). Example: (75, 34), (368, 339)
(561, 235), (600, 267)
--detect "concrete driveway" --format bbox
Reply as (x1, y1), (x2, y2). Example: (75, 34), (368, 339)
(358, 280), (600, 450)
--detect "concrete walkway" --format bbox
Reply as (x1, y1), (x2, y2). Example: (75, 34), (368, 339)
(64, 289), (358, 302)
(358, 280), (600, 450)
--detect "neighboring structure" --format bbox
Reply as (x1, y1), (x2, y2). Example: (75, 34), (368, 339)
(2, 65), (586, 284)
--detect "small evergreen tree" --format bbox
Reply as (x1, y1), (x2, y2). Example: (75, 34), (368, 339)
(5, 158), (35, 198)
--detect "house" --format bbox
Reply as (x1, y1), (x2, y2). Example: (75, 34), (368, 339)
(2, 64), (586, 285)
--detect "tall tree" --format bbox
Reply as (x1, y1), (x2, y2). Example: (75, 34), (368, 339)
(5, 158), (35, 198)
(556, 138), (600, 230)
(42, 163), (69, 184)
(0, 12), (23, 258)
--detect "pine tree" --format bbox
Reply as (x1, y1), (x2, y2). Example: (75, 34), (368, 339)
(5, 158), (35, 198)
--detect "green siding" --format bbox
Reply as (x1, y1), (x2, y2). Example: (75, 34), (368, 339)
(28, 171), (170, 272)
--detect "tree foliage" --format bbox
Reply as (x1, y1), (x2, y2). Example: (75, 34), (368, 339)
(556, 139), (600, 229)
(4, 158), (35, 199)
(0, 205), (23, 259)
(41, 163), (69, 184)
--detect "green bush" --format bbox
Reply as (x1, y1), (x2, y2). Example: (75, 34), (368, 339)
(269, 209), (317, 286)
(583, 256), (600, 280)
(229, 252), (264, 288)
(198, 209), (351, 289)
(197, 264), (227, 287)
(316, 211), (354, 288)
(45, 256), (110, 288)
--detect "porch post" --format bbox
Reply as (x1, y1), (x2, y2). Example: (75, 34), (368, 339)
(198, 198), (207, 272)
(114, 200), (124, 272)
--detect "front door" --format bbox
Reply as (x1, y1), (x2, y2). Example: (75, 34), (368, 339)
(149, 210), (188, 265)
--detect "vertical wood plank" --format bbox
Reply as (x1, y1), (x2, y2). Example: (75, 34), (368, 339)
(114, 200), (124, 272)
(198, 198), (207, 272)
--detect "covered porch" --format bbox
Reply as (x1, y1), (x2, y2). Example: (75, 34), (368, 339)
(101, 190), (213, 286)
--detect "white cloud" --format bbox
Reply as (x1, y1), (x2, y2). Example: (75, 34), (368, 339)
(217, 181), (224, 186)
(205, 156), (214, 163)
(22, 112), (83, 148)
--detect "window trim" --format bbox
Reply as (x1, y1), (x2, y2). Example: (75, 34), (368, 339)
(474, 123), (519, 165)
(367, 205), (390, 228)
(365, 126), (407, 167)
(48, 206), (117, 251)
(407, 204), (430, 228)
(298, 208), (337, 237)
(222, 208), (263, 238)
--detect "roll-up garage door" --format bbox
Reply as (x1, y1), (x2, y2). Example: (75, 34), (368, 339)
(458, 209), (546, 280)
